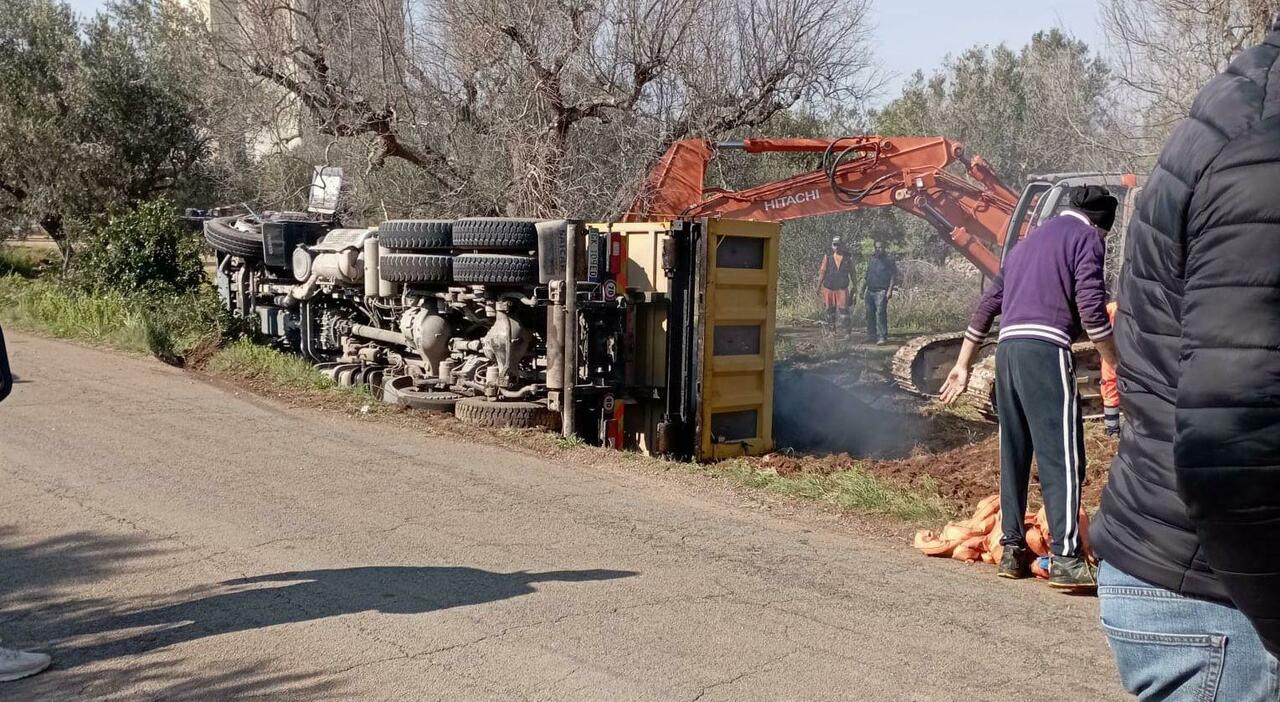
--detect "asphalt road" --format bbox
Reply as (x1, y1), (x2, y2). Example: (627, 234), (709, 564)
(0, 333), (1125, 701)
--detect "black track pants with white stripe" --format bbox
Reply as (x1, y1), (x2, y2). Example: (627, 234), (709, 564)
(994, 338), (1087, 557)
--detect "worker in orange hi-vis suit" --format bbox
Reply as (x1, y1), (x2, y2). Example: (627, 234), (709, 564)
(1100, 301), (1121, 436)
(817, 236), (854, 333)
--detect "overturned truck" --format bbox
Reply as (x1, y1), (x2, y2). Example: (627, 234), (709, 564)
(202, 171), (778, 462)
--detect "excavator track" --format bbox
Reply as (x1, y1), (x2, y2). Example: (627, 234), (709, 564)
(891, 332), (963, 397)
(892, 333), (997, 419)
(964, 355), (998, 421)
(893, 334), (1105, 423)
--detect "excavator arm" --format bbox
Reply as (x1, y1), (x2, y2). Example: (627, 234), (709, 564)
(627, 136), (1020, 278)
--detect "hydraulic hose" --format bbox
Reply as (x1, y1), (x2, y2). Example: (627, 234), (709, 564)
(820, 138), (898, 206)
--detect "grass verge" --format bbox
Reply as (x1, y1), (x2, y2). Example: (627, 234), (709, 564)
(0, 275), (225, 361)
(206, 338), (337, 392)
(715, 458), (950, 523)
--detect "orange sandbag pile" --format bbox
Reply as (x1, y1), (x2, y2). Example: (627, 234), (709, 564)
(912, 494), (1095, 576)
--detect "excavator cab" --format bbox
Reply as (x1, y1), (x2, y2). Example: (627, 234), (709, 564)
(1000, 172), (1142, 290)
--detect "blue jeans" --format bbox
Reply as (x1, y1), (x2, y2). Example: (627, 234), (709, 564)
(864, 289), (889, 341)
(1099, 561), (1280, 701)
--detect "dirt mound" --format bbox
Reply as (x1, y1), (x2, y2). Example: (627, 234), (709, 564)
(867, 422), (1118, 511)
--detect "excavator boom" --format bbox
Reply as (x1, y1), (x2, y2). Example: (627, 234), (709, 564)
(627, 136), (1020, 278)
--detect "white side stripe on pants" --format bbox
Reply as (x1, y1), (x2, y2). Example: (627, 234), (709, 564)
(1069, 350), (1081, 550)
(1058, 348), (1076, 555)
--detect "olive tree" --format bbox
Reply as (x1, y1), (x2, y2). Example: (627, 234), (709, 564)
(204, 0), (879, 218)
(0, 0), (210, 260)
(1102, 0), (1280, 159)
(871, 30), (1115, 263)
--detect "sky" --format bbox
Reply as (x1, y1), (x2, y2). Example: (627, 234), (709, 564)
(64, 0), (1109, 106)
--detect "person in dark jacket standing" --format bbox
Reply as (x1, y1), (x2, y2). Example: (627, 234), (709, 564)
(861, 240), (898, 344)
(1089, 18), (1280, 700)
(817, 236), (854, 333)
(940, 187), (1119, 589)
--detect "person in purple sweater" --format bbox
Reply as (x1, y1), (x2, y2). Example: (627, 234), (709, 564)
(940, 186), (1120, 589)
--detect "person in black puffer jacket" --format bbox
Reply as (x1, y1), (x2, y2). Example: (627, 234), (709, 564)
(1090, 16), (1280, 700)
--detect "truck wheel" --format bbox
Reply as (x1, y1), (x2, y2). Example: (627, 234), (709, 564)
(204, 217), (263, 259)
(452, 217), (540, 251)
(383, 375), (459, 412)
(455, 396), (558, 430)
(379, 253), (452, 283)
(452, 254), (537, 284)
(378, 220), (452, 251)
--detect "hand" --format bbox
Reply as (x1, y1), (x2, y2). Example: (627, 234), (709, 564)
(939, 364), (970, 404)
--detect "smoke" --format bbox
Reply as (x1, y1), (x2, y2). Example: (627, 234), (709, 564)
(772, 364), (922, 459)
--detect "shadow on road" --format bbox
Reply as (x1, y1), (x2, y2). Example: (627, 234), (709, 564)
(11, 656), (354, 701)
(62, 566), (637, 666)
(1, 528), (635, 697)
(0, 526), (161, 597)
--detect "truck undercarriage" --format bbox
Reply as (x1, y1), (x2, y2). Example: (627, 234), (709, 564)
(202, 170), (780, 460)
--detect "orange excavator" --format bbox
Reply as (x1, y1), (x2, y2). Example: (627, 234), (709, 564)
(627, 136), (1140, 416)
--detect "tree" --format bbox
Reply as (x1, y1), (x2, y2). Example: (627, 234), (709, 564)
(870, 30), (1115, 263)
(875, 30), (1114, 184)
(0, 0), (211, 261)
(1102, 0), (1280, 158)
(204, 0), (880, 218)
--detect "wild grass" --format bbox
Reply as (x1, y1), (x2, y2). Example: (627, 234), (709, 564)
(714, 458), (950, 523)
(0, 275), (226, 361)
(0, 246), (42, 278)
(555, 434), (588, 450)
(205, 338), (336, 392)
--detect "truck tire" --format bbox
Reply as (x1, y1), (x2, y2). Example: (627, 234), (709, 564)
(378, 220), (452, 251)
(452, 254), (538, 285)
(204, 217), (263, 259)
(455, 396), (558, 430)
(379, 253), (452, 283)
(383, 375), (460, 412)
(452, 217), (540, 251)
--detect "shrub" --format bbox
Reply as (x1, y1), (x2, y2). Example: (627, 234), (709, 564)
(75, 198), (204, 296)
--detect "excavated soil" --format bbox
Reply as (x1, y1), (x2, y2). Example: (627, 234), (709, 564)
(753, 417), (1116, 514)
(867, 422), (1117, 511)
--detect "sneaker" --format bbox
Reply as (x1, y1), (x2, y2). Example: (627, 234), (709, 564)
(1048, 555), (1098, 590)
(0, 646), (51, 682)
(875, 338), (887, 346)
(997, 545), (1032, 579)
